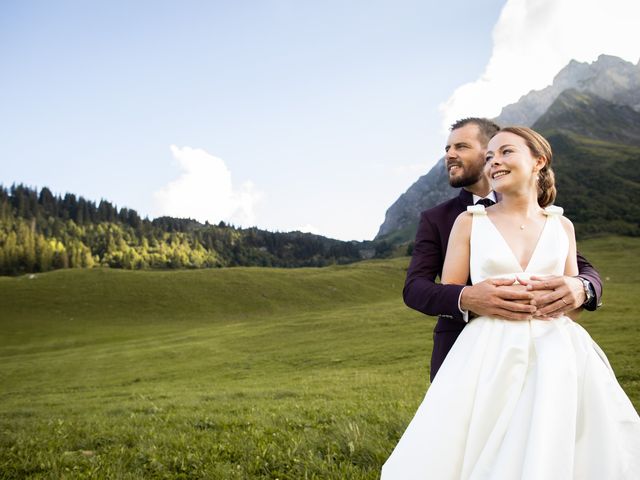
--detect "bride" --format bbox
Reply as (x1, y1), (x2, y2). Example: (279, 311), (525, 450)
(381, 127), (640, 479)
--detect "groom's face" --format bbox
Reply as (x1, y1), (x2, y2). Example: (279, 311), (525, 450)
(445, 124), (487, 188)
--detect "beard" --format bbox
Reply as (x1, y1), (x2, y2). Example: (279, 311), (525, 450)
(448, 166), (484, 188)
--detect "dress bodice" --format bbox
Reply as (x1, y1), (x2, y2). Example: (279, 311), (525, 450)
(468, 205), (568, 285)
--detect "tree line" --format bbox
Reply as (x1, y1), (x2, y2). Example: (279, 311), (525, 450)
(0, 184), (377, 276)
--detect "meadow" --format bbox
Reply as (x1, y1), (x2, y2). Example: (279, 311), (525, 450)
(0, 236), (638, 479)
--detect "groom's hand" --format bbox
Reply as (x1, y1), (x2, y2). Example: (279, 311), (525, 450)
(521, 275), (585, 317)
(460, 278), (536, 321)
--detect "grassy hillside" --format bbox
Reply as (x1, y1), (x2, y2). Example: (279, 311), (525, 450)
(0, 236), (638, 479)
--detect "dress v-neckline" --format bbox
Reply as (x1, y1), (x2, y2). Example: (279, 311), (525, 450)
(484, 215), (550, 272)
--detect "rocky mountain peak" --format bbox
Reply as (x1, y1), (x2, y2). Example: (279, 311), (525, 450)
(553, 59), (591, 87)
(593, 53), (634, 70)
(495, 54), (640, 127)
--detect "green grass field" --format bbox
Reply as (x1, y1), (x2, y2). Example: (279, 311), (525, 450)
(1, 236), (638, 479)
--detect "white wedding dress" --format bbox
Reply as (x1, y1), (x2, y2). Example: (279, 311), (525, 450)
(382, 205), (640, 479)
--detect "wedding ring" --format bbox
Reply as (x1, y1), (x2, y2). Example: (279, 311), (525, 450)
(561, 298), (568, 305)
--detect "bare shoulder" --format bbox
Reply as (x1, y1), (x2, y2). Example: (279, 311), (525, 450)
(559, 215), (575, 238)
(451, 210), (473, 237)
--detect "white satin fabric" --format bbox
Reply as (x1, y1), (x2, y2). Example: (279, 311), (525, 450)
(382, 206), (640, 479)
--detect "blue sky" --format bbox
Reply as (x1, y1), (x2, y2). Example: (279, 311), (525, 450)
(2, 0), (638, 240)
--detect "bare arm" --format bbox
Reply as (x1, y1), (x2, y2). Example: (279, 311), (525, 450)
(563, 217), (579, 277)
(441, 213), (471, 285)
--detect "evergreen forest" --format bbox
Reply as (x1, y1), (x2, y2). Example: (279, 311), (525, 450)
(0, 184), (380, 276)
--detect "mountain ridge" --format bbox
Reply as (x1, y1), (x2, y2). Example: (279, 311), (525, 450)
(495, 54), (640, 126)
(533, 88), (640, 146)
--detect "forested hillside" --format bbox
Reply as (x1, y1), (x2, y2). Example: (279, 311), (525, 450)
(0, 184), (375, 275)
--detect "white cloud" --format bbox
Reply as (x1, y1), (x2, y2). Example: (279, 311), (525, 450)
(439, 0), (640, 131)
(153, 145), (261, 226)
(294, 224), (321, 235)
(279, 223), (322, 235)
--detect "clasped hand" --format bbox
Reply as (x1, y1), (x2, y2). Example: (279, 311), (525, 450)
(460, 275), (585, 321)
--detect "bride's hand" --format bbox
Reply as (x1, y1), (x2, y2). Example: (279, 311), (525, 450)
(518, 275), (585, 317)
(510, 284), (552, 305)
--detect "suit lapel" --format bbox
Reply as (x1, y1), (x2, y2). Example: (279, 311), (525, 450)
(458, 189), (475, 208)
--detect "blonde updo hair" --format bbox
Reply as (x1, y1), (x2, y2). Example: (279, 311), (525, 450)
(497, 126), (556, 207)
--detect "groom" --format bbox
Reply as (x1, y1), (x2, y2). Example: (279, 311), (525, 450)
(404, 117), (603, 381)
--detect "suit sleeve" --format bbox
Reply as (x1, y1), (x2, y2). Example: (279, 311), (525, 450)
(403, 211), (465, 321)
(576, 250), (603, 311)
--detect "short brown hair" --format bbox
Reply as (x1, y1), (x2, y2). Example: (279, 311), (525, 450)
(450, 117), (501, 146)
(497, 126), (556, 207)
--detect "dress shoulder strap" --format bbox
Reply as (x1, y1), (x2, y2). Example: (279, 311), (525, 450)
(543, 205), (564, 216)
(466, 204), (487, 216)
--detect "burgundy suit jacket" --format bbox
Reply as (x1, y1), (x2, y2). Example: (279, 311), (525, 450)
(403, 188), (603, 381)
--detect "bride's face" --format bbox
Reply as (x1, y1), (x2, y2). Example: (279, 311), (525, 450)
(485, 132), (544, 194)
